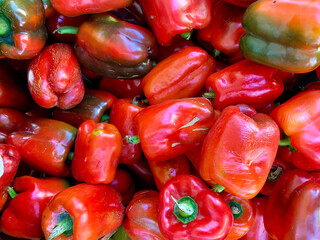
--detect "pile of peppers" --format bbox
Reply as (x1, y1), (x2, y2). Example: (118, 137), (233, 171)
(0, 0), (320, 239)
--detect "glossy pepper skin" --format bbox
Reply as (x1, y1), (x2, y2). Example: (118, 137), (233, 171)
(6, 118), (77, 177)
(159, 174), (233, 240)
(264, 170), (320, 239)
(74, 13), (156, 79)
(0, 176), (69, 239)
(52, 89), (116, 128)
(28, 43), (85, 110)
(240, 0), (320, 73)
(270, 89), (320, 170)
(51, 0), (132, 17)
(142, 46), (215, 105)
(200, 105), (280, 199)
(223, 0), (256, 8)
(0, 0), (47, 59)
(109, 98), (144, 164)
(135, 97), (220, 162)
(139, 0), (212, 46)
(71, 120), (122, 184)
(42, 184), (125, 240)
(206, 59), (284, 111)
(124, 190), (166, 240)
(197, 1), (245, 63)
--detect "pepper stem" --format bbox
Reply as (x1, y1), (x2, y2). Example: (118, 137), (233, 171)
(100, 114), (110, 123)
(279, 136), (298, 152)
(267, 166), (283, 182)
(48, 212), (73, 240)
(171, 195), (198, 224)
(0, 14), (11, 37)
(53, 26), (79, 35)
(212, 184), (225, 193)
(110, 225), (130, 240)
(7, 187), (17, 199)
(213, 49), (221, 58)
(228, 200), (243, 219)
(124, 135), (140, 144)
(203, 91), (216, 100)
(180, 32), (191, 40)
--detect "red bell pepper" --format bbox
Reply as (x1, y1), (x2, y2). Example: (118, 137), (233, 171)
(0, 0), (47, 59)
(223, 0), (257, 8)
(52, 89), (116, 128)
(0, 108), (28, 143)
(142, 47), (215, 105)
(0, 62), (32, 112)
(0, 176), (69, 239)
(139, 0), (212, 46)
(158, 174), (233, 240)
(135, 97), (220, 162)
(200, 104), (280, 199)
(239, 197), (271, 240)
(71, 120), (122, 184)
(220, 192), (255, 240)
(124, 190), (166, 240)
(264, 169), (320, 239)
(6, 118), (77, 177)
(109, 168), (135, 206)
(99, 77), (144, 99)
(206, 59), (284, 110)
(271, 89), (320, 170)
(42, 0), (56, 18)
(197, 1), (245, 63)
(148, 155), (191, 191)
(28, 43), (85, 110)
(41, 183), (125, 240)
(109, 98), (144, 164)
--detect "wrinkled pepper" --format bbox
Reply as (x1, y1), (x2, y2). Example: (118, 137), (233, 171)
(0, 0), (47, 59)
(139, 0), (212, 46)
(6, 118), (77, 177)
(142, 46), (215, 105)
(270, 89), (320, 170)
(41, 184), (125, 240)
(158, 174), (233, 240)
(71, 120), (122, 184)
(135, 97), (220, 162)
(200, 104), (280, 199)
(0, 176), (69, 239)
(205, 59), (284, 111)
(264, 169), (320, 239)
(28, 43), (85, 110)
(124, 190), (166, 240)
(240, 0), (320, 73)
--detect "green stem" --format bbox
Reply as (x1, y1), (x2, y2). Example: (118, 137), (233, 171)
(279, 136), (298, 152)
(110, 225), (131, 240)
(180, 31), (191, 40)
(0, 14), (11, 37)
(203, 91), (216, 100)
(141, 98), (149, 104)
(125, 135), (140, 144)
(48, 212), (73, 240)
(53, 26), (78, 35)
(8, 187), (17, 199)
(132, 96), (139, 106)
(213, 49), (221, 58)
(101, 114), (110, 123)
(212, 184), (225, 193)
(67, 152), (74, 162)
(171, 196), (198, 224)
(228, 200), (243, 219)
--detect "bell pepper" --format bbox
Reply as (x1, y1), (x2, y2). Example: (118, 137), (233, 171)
(142, 46), (215, 105)
(0, 108), (28, 143)
(6, 118), (77, 177)
(42, 0), (56, 18)
(51, 0), (132, 17)
(41, 183), (125, 240)
(99, 77), (144, 99)
(139, 0), (212, 46)
(135, 97), (220, 162)
(0, 62), (32, 111)
(223, 0), (256, 8)
(158, 174), (233, 240)
(71, 120), (122, 184)
(200, 104), (280, 199)
(109, 168), (135, 206)
(52, 89), (116, 128)
(270, 89), (320, 170)
(264, 169), (320, 239)
(220, 192), (255, 240)
(28, 43), (85, 110)
(148, 155), (191, 191)
(0, 0), (47, 59)
(240, 0), (320, 73)
(205, 59), (284, 111)
(0, 176), (69, 239)
(124, 190), (166, 240)
(57, 13), (156, 79)
(197, 1), (245, 63)
(239, 197), (271, 240)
